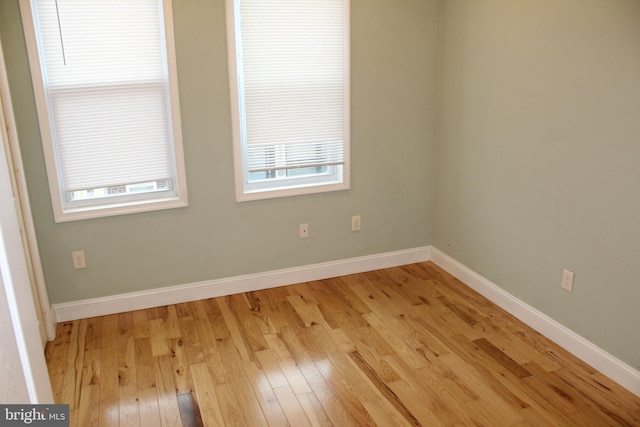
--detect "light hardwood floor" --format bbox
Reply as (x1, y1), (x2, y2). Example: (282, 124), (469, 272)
(46, 262), (640, 426)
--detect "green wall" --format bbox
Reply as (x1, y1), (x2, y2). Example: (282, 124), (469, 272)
(4, 0), (639, 373)
(0, 0), (438, 303)
(434, 0), (640, 370)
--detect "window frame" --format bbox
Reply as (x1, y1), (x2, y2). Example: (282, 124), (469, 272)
(225, 0), (351, 202)
(20, 0), (188, 222)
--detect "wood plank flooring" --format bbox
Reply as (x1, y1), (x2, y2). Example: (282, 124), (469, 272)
(45, 262), (640, 426)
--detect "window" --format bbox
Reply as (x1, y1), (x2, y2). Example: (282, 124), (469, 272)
(226, 0), (350, 201)
(20, 0), (187, 222)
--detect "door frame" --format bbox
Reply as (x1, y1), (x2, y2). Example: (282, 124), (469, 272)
(0, 34), (55, 343)
(0, 46), (54, 402)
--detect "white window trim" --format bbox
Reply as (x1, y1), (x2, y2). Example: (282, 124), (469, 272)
(20, 0), (188, 222)
(225, 0), (351, 202)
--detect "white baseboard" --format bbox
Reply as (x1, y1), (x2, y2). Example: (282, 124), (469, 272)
(52, 244), (639, 397)
(430, 247), (640, 398)
(53, 246), (431, 322)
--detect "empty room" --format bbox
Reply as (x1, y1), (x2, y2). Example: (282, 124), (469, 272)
(1, 0), (639, 425)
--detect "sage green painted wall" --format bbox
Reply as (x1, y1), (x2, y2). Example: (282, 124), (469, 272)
(434, 0), (640, 370)
(3, 0), (640, 374)
(0, 0), (438, 303)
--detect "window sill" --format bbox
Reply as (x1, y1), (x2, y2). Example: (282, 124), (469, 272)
(236, 181), (349, 202)
(53, 196), (188, 223)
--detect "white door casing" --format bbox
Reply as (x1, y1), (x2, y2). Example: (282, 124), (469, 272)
(0, 128), (54, 403)
(0, 33), (54, 403)
(0, 32), (55, 344)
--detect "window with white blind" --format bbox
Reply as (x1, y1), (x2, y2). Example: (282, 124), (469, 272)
(226, 0), (350, 201)
(20, 0), (187, 222)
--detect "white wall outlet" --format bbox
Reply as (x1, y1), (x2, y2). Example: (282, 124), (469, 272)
(72, 250), (86, 269)
(351, 215), (361, 231)
(561, 268), (574, 292)
(299, 223), (309, 238)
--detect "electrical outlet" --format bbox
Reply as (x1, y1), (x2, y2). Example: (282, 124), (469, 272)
(72, 250), (86, 269)
(351, 215), (361, 231)
(299, 223), (309, 238)
(561, 268), (574, 292)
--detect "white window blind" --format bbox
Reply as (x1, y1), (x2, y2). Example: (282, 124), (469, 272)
(228, 0), (350, 200)
(21, 0), (187, 221)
